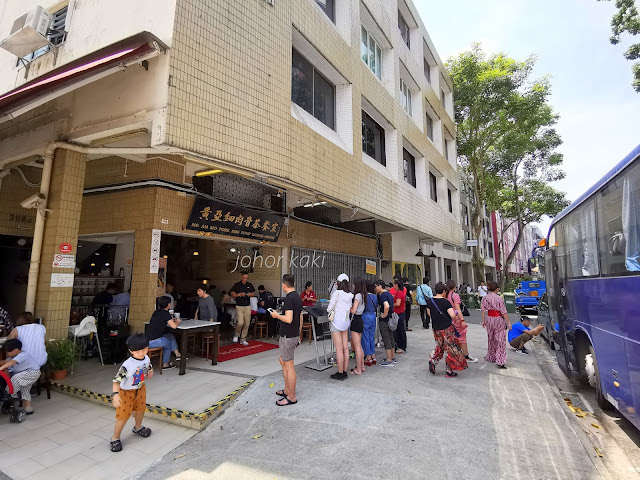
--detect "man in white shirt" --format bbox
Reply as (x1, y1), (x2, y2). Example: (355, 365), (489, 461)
(478, 281), (488, 298)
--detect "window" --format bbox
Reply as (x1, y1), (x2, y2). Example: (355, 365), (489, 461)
(398, 11), (410, 48)
(19, 6), (68, 63)
(361, 26), (382, 80)
(488, 241), (494, 258)
(444, 139), (449, 161)
(403, 149), (416, 187)
(447, 188), (453, 213)
(463, 205), (469, 226)
(426, 115), (433, 141)
(316, 0), (335, 23)
(423, 59), (431, 84)
(292, 48), (335, 130)
(400, 79), (412, 116)
(362, 111), (386, 165)
(429, 172), (438, 202)
(441, 89), (446, 108)
(596, 161), (640, 275)
(563, 199), (599, 277)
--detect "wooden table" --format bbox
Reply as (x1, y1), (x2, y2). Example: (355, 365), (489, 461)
(176, 320), (221, 375)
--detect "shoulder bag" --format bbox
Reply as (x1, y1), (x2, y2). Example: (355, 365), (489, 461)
(429, 297), (460, 337)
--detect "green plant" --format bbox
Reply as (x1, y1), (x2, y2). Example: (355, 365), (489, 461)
(47, 339), (77, 371)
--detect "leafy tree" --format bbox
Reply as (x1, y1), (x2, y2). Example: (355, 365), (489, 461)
(447, 45), (569, 285)
(600, 0), (640, 92)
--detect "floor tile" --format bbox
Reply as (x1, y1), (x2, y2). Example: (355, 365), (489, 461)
(48, 417), (111, 445)
(26, 454), (96, 480)
(0, 458), (46, 480)
(9, 421), (70, 449)
(37, 434), (103, 467)
(0, 439), (58, 469)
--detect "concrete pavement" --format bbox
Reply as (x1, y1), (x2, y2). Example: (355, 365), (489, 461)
(134, 311), (606, 480)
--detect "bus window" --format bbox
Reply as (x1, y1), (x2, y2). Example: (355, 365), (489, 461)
(597, 161), (640, 274)
(564, 199), (599, 277)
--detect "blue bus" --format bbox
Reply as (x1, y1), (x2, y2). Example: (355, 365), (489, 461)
(515, 280), (546, 313)
(537, 144), (640, 428)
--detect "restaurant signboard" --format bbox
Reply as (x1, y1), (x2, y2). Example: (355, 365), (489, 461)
(187, 198), (284, 242)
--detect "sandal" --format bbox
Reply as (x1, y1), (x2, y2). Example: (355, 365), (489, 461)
(349, 368), (362, 375)
(132, 426), (152, 437)
(276, 396), (297, 406)
(110, 439), (122, 452)
(276, 390), (287, 397)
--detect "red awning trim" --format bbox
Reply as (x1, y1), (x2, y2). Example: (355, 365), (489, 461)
(0, 32), (165, 121)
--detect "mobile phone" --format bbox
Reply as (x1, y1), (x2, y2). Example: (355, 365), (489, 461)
(267, 308), (276, 313)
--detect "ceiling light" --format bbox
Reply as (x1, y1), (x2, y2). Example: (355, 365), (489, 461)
(193, 251), (199, 256)
(104, 263), (110, 266)
(94, 252), (100, 256)
(229, 247), (237, 253)
(195, 169), (223, 177)
(17, 238), (26, 246)
(415, 249), (425, 257)
(428, 252), (437, 259)
(90, 263), (96, 266)
(163, 255), (168, 259)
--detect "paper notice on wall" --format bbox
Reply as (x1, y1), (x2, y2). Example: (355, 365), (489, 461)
(150, 229), (161, 273)
(52, 254), (75, 268)
(366, 259), (377, 275)
(50, 273), (74, 288)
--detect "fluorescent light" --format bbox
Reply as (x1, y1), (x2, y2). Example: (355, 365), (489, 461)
(104, 263), (110, 266)
(303, 201), (327, 208)
(195, 169), (223, 177)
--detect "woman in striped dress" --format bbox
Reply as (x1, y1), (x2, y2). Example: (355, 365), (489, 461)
(481, 282), (511, 368)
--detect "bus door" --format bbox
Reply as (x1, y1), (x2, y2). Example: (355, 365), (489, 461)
(545, 249), (572, 377)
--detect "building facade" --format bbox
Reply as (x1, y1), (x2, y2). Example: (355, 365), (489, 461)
(0, 0), (461, 338)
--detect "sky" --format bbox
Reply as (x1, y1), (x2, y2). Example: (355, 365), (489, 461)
(414, 0), (640, 234)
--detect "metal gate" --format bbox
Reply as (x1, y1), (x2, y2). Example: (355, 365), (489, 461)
(290, 247), (380, 299)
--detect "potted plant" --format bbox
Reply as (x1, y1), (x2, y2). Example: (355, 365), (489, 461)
(47, 339), (76, 380)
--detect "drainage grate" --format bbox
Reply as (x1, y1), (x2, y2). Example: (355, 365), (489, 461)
(561, 391), (594, 413)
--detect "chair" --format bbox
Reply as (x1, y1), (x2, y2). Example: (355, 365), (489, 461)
(300, 322), (313, 344)
(36, 365), (51, 399)
(68, 316), (103, 374)
(148, 347), (163, 375)
(200, 333), (219, 359)
(253, 320), (268, 340)
(186, 333), (198, 356)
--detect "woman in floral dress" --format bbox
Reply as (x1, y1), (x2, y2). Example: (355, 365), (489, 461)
(481, 281), (511, 368)
(427, 283), (467, 377)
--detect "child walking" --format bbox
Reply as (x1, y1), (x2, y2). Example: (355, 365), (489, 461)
(110, 334), (154, 452)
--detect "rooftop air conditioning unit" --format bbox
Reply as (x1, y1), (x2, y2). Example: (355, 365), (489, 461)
(0, 6), (51, 58)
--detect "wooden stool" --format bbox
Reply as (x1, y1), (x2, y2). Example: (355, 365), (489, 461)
(201, 334), (218, 359)
(36, 366), (51, 399)
(186, 333), (198, 355)
(148, 347), (163, 374)
(253, 320), (268, 340)
(300, 322), (313, 344)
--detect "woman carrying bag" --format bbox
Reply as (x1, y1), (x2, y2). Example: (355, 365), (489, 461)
(428, 282), (467, 377)
(481, 281), (511, 369)
(327, 274), (354, 380)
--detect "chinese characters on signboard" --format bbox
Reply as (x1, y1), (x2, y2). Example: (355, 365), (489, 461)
(187, 198), (284, 242)
(366, 259), (377, 275)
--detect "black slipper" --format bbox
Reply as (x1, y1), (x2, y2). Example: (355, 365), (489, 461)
(276, 396), (297, 406)
(276, 390), (287, 397)
(132, 426), (152, 437)
(110, 439), (122, 452)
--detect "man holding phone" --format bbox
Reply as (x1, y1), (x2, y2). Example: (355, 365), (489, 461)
(270, 274), (302, 406)
(230, 273), (255, 346)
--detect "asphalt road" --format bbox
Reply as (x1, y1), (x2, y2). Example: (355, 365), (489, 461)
(134, 310), (634, 480)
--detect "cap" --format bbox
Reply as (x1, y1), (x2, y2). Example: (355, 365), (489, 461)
(337, 273), (349, 282)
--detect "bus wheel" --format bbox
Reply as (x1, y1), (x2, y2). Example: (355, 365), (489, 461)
(585, 346), (613, 410)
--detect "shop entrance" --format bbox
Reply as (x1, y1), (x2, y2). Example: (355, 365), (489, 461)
(0, 235), (32, 322)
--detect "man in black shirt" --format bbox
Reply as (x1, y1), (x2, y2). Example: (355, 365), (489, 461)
(270, 274), (302, 406)
(147, 296), (182, 369)
(230, 273), (255, 346)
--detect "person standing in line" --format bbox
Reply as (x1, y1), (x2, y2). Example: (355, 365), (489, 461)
(230, 273), (255, 346)
(349, 277), (368, 375)
(195, 287), (218, 322)
(390, 277), (407, 354)
(478, 281), (488, 300)
(481, 281), (511, 369)
(427, 282), (468, 377)
(374, 280), (395, 367)
(362, 282), (378, 366)
(403, 277), (413, 331)
(270, 274), (302, 406)
(416, 277), (433, 329)
(446, 280), (477, 363)
(327, 274), (353, 380)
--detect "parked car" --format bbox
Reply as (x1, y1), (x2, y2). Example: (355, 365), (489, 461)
(515, 280), (546, 314)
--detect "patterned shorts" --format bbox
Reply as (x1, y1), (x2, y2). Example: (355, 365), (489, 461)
(115, 384), (147, 420)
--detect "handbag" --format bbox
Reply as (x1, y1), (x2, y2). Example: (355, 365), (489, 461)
(328, 310), (335, 322)
(388, 312), (399, 331)
(461, 302), (470, 317)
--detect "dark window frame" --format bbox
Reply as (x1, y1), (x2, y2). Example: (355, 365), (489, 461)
(429, 172), (438, 202)
(447, 188), (453, 213)
(426, 114), (434, 141)
(398, 10), (410, 48)
(315, 0), (335, 23)
(362, 110), (386, 166)
(403, 148), (416, 188)
(423, 59), (431, 83)
(291, 48), (336, 130)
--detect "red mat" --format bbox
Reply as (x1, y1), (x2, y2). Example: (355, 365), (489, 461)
(213, 341), (279, 362)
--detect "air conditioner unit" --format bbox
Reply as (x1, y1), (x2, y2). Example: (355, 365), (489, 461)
(0, 6), (51, 58)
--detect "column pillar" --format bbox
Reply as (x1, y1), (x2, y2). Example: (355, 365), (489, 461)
(35, 149), (87, 340)
(129, 229), (158, 334)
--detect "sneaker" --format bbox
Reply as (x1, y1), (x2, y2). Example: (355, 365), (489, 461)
(164, 363), (176, 369)
(330, 372), (342, 380)
(379, 359), (395, 367)
(391, 358), (397, 364)
(364, 360), (373, 367)
(497, 364), (508, 369)
(240, 340), (249, 346)
(465, 356), (478, 363)
(232, 336), (239, 343)
(445, 371), (458, 378)
(520, 347), (530, 355)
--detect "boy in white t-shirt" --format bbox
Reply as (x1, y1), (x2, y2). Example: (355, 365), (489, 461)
(110, 334), (154, 452)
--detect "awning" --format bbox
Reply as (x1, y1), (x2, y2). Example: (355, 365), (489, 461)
(0, 32), (166, 123)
